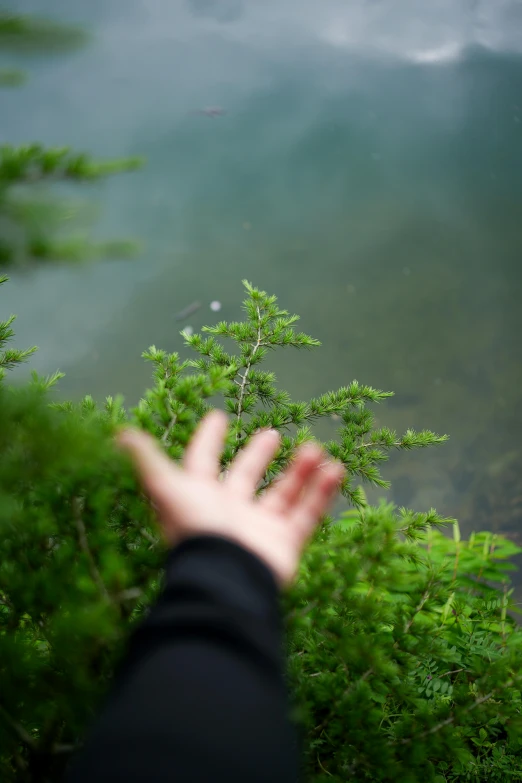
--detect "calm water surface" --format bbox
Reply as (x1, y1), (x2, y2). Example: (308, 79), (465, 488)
(3, 1), (522, 563)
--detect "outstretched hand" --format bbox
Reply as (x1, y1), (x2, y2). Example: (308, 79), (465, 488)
(118, 411), (344, 587)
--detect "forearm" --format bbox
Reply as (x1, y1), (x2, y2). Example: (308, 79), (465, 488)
(66, 535), (300, 783)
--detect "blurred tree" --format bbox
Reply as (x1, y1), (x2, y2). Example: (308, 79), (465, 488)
(0, 9), (142, 268)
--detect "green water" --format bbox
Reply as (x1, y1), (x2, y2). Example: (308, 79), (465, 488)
(3, 2), (522, 557)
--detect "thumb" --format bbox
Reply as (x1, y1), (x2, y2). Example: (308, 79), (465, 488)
(117, 428), (179, 501)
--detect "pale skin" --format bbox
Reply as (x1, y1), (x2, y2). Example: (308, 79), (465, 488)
(118, 410), (345, 588)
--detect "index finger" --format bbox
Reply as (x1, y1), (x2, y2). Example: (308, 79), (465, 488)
(183, 410), (228, 478)
(117, 428), (177, 498)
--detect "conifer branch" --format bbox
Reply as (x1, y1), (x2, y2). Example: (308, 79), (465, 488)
(236, 304), (263, 438)
(400, 586), (432, 637)
(161, 410), (177, 444)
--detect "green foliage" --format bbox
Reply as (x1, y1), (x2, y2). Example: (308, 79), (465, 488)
(185, 281), (446, 503)
(285, 510), (522, 781)
(0, 13), (143, 268)
(0, 275), (36, 380)
(0, 11), (87, 54)
(0, 387), (161, 783)
(0, 144), (143, 268)
(1, 280), (521, 781)
(0, 144), (143, 185)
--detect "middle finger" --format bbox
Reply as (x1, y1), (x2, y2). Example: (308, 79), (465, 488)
(226, 429), (281, 497)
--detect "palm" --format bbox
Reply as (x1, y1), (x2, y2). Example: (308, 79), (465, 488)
(118, 411), (343, 587)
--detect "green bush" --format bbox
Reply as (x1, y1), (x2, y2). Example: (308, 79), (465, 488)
(1, 280), (521, 782)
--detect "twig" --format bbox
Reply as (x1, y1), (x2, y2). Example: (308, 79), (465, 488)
(395, 587), (432, 644)
(161, 410), (177, 444)
(236, 305), (263, 439)
(440, 668), (465, 678)
(73, 498), (110, 601)
(140, 527), (159, 546)
(116, 588), (143, 602)
(399, 690), (495, 745)
(404, 589), (431, 633)
(358, 440), (403, 450)
(317, 755), (334, 777)
(398, 675), (522, 747)
(453, 541), (460, 581)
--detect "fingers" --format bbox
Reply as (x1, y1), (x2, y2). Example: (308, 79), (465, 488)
(117, 428), (178, 500)
(183, 410), (228, 479)
(263, 443), (324, 514)
(226, 429), (281, 497)
(291, 460), (345, 539)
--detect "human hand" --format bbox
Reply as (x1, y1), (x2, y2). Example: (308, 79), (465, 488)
(118, 411), (344, 588)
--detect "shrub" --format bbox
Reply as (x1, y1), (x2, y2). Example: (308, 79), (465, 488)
(0, 280), (521, 782)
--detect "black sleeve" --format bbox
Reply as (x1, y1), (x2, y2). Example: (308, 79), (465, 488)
(65, 534), (301, 783)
